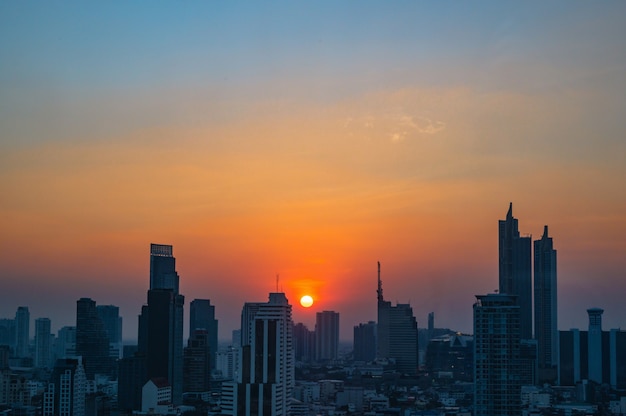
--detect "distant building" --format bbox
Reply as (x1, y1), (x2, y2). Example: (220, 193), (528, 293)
(56, 326), (76, 360)
(499, 203), (532, 340)
(0, 319), (16, 351)
(96, 304), (123, 359)
(189, 299), (218, 370)
(138, 243), (185, 405)
(558, 308), (626, 389)
(15, 306), (30, 358)
(222, 292), (294, 416)
(117, 354), (148, 413)
(377, 262), (419, 375)
(474, 293), (523, 416)
(183, 329), (211, 393)
(425, 333), (473, 381)
(293, 323), (315, 363)
(534, 225), (558, 384)
(315, 311), (339, 362)
(75, 298), (114, 379)
(34, 317), (52, 368)
(353, 321), (376, 362)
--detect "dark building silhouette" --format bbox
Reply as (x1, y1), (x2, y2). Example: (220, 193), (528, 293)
(15, 306), (30, 358)
(75, 298), (113, 379)
(138, 243), (184, 405)
(189, 299), (218, 370)
(0, 319), (16, 352)
(293, 323), (315, 363)
(534, 225), (558, 384)
(499, 203), (532, 340)
(558, 308), (626, 389)
(425, 333), (473, 382)
(117, 354), (148, 413)
(96, 304), (122, 344)
(377, 262), (419, 375)
(315, 311), (339, 362)
(353, 321), (376, 362)
(183, 329), (211, 393)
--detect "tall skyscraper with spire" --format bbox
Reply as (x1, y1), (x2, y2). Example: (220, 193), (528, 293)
(498, 203), (532, 339)
(376, 262), (419, 375)
(138, 243), (184, 405)
(534, 225), (558, 383)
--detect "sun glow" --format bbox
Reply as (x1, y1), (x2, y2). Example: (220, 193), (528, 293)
(300, 295), (314, 308)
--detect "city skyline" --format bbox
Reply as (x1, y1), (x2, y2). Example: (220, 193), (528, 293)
(1, 2), (625, 341)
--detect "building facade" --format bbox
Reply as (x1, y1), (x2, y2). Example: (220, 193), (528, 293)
(75, 298), (113, 379)
(15, 307), (30, 358)
(35, 317), (52, 369)
(315, 311), (339, 362)
(189, 299), (218, 370)
(534, 225), (558, 384)
(353, 321), (376, 362)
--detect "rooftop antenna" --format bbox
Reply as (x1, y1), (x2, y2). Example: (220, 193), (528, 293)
(377, 261), (384, 302)
(276, 274), (279, 292)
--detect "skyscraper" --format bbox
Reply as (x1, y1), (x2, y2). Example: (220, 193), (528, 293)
(75, 298), (113, 379)
(44, 357), (87, 416)
(473, 294), (523, 416)
(189, 299), (218, 370)
(35, 317), (52, 368)
(293, 323), (315, 363)
(353, 321), (376, 362)
(138, 243), (184, 405)
(222, 292), (294, 416)
(376, 262), (419, 375)
(15, 306), (30, 358)
(183, 329), (211, 394)
(534, 225), (558, 383)
(499, 203), (532, 339)
(315, 311), (339, 362)
(97, 304), (123, 359)
(587, 307), (604, 384)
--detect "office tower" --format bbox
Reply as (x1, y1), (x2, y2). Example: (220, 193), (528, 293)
(587, 307), (603, 384)
(117, 354), (148, 413)
(44, 357), (87, 416)
(534, 225), (558, 383)
(353, 321), (376, 362)
(609, 329), (626, 389)
(427, 312), (434, 341)
(75, 298), (113, 379)
(293, 323), (315, 363)
(315, 311), (339, 362)
(222, 292), (294, 416)
(56, 326), (76, 359)
(0, 319), (16, 349)
(15, 306), (30, 358)
(97, 304), (123, 359)
(138, 243), (184, 405)
(499, 203), (532, 339)
(189, 299), (218, 369)
(35, 318), (52, 368)
(425, 333), (474, 382)
(376, 262), (419, 375)
(183, 329), (211, 393)
(216, 346), (240, 381)
(473, 294), (523, 416)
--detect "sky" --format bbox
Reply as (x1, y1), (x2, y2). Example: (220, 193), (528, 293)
(1, 2), (625, 342)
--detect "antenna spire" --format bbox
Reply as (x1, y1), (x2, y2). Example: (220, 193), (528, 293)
(377, 261), (384, 302)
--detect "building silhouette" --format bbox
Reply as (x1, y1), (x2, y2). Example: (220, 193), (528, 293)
(222, 292), (294, 416)
(293, 323), (315, 363)
(138, 243), (184, 405)
(315, 311), (339, 362)
(118, 354), (148, 413)
(498, 203), (532, 340)
(15, 306), (30, 358)
(353, 321), (376, 362)
(473, 293), (523, 416)
(34, 317), (52, 369)
(189, 299), (218, 370)
(377, 262), (419, 375)
(534, 225), (558, 384)
(183, 329), (211, 394)
(75, 298), (113, 379)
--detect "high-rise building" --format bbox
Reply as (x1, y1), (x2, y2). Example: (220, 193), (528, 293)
(15, 306), (30, 358)
(315, 311), (339, 362)
(377, 262), (419, 375)
(473, 293), (523, 416)
(117, 354), (148, 413)
(97, 304), (123, 359)
(189, 299), (218, 370)
(587, 307), (604, 384)
(293, 323), (315, 363)
(75, 298), (113, 379)
(353, 321), (376, 362)
(534, 225), (558, 383)
(35, 318), (52, 368)
(499, 203), (532, 339)
(222, 292), (294, 416)
(183, 329), (211, 394)
(56, 326), (76, 360)
(0, 319), (16, 350)
(138, 243), (184, 405)
(43, 357), (87, 416)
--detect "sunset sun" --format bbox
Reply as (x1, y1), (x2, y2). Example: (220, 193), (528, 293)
(300, 295), (314, 308)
